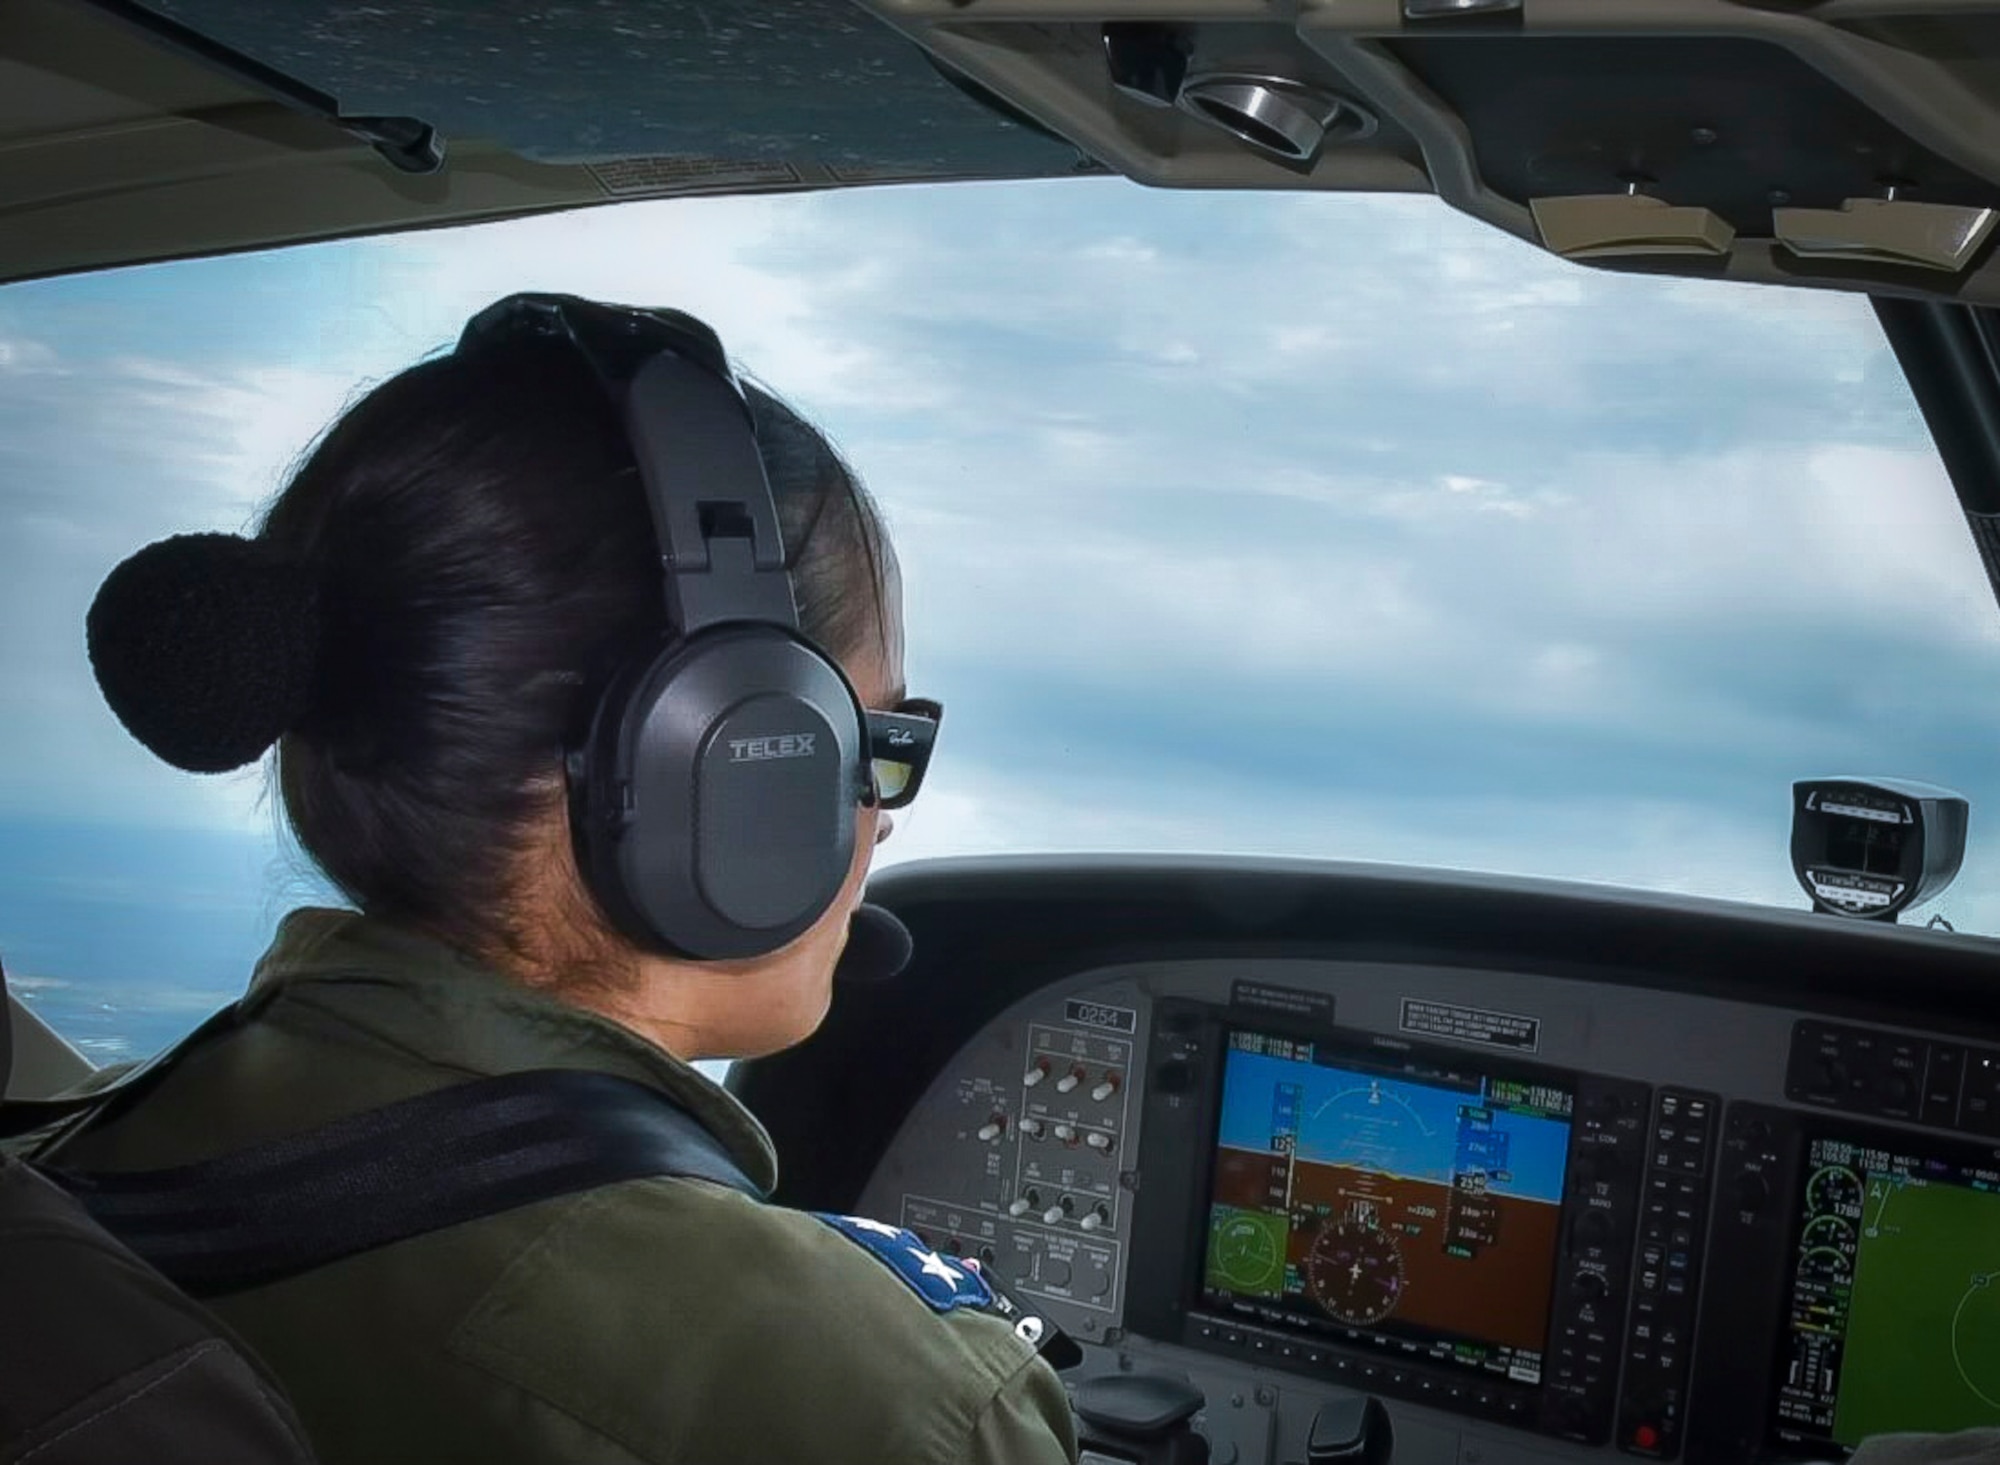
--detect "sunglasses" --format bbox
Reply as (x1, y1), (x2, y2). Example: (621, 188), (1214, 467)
(866, 698), (941, 809)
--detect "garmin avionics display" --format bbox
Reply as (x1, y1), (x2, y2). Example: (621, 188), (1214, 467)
(1774, 1134), (2000, 1453)
(1202, 1029), (1573, 1385)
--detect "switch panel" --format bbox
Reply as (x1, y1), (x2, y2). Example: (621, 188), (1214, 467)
(856, 982), (1149, 1341)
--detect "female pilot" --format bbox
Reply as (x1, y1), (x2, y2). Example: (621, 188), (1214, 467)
(59, 296), (1079, 1465)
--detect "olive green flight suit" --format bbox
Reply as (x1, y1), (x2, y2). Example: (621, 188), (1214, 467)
(52, 910), (1079, 1465)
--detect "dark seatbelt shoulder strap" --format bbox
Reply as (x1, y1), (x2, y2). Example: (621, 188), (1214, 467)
(36, 1068), (762, 1299)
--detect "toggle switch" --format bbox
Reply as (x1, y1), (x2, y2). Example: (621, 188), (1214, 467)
(1085, 1131), (1114, 1152)
(976, 1118), (1006, 1142)
(1091, 1075), (1120, 1102)
(1056, 1068), (1084, 1095)
(1023, 1060), (1050, 1087)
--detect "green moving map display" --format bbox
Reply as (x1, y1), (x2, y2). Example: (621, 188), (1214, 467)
(1774, 1135), (2000, 1452)
(1840, 1171), (2000, 1439)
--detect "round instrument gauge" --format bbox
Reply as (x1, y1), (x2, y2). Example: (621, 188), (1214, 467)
(1807, 1166), (1863, 1216)
(1210, 1214), (1284, 1293)
(1305, 1220), (1406, 1326)
(1796, 1245), (1852, 1287)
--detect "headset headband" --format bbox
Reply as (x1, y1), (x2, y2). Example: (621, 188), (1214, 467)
(456, 294), (799, 637)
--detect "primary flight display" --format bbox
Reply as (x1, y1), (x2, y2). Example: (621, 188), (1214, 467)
(1202, 1029), (1573, 1386)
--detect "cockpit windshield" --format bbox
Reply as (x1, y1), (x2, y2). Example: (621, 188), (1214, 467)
(4, 179), (1990, 1060)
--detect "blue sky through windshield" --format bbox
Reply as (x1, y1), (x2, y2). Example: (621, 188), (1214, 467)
(5, 178), (1998, 1061)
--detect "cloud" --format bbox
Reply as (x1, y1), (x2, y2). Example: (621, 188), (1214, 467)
(0, 335), (58, 374)
(875, 755), (1809, 909)
(305, 197), (956, 415)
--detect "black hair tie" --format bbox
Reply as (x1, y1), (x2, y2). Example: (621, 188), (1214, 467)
(86, 533), (323, 773)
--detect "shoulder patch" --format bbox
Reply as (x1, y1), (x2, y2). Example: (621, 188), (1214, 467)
(812, 1213), (996, 1313)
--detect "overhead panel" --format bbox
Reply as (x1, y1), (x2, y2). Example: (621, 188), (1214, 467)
(1384, 36), (1996, 237)
(855, 0), (2000, 304)
(17, 0), (2000, 301)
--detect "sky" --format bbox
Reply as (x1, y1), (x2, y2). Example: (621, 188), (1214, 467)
(4, 176), (1999, 1061)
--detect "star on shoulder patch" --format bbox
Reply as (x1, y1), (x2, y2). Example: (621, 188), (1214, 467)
(812, 1213), (996, 1313)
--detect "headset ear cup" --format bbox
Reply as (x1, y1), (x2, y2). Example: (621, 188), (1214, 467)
(567, 627), (864, 960)
(568, 654), (656, 951)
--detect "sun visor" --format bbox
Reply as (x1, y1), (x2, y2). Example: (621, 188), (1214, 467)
(1774, 199), (2000, 274)
(1530, 193), (1735, 261)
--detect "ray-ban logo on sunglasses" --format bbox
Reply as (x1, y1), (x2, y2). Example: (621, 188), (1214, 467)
(729, 734), (816, 762)
(885, 728), (915, 747)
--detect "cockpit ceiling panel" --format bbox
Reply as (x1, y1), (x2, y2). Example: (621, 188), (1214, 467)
(1387, 36), (2000, 240)
(134, 0), (1080, 171)
(23, 0), (2000, 298)
(0, 0), (1090, 286)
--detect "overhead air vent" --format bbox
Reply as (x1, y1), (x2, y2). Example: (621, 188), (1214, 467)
(1176, 73), (1376, 165)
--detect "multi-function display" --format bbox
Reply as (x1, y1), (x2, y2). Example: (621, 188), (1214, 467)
(1774, 1133), (2000, 1453)
(1200, 1028), (1574, 1386)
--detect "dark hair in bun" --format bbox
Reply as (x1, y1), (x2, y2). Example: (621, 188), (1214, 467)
(88, 328), (893, 970)
(87, 533), (322, 774)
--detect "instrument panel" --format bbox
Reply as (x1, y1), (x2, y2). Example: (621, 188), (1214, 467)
(852, 956), (2000, 1465)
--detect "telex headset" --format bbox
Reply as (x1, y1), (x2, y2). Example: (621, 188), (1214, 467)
(454, 293), (866, 961)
